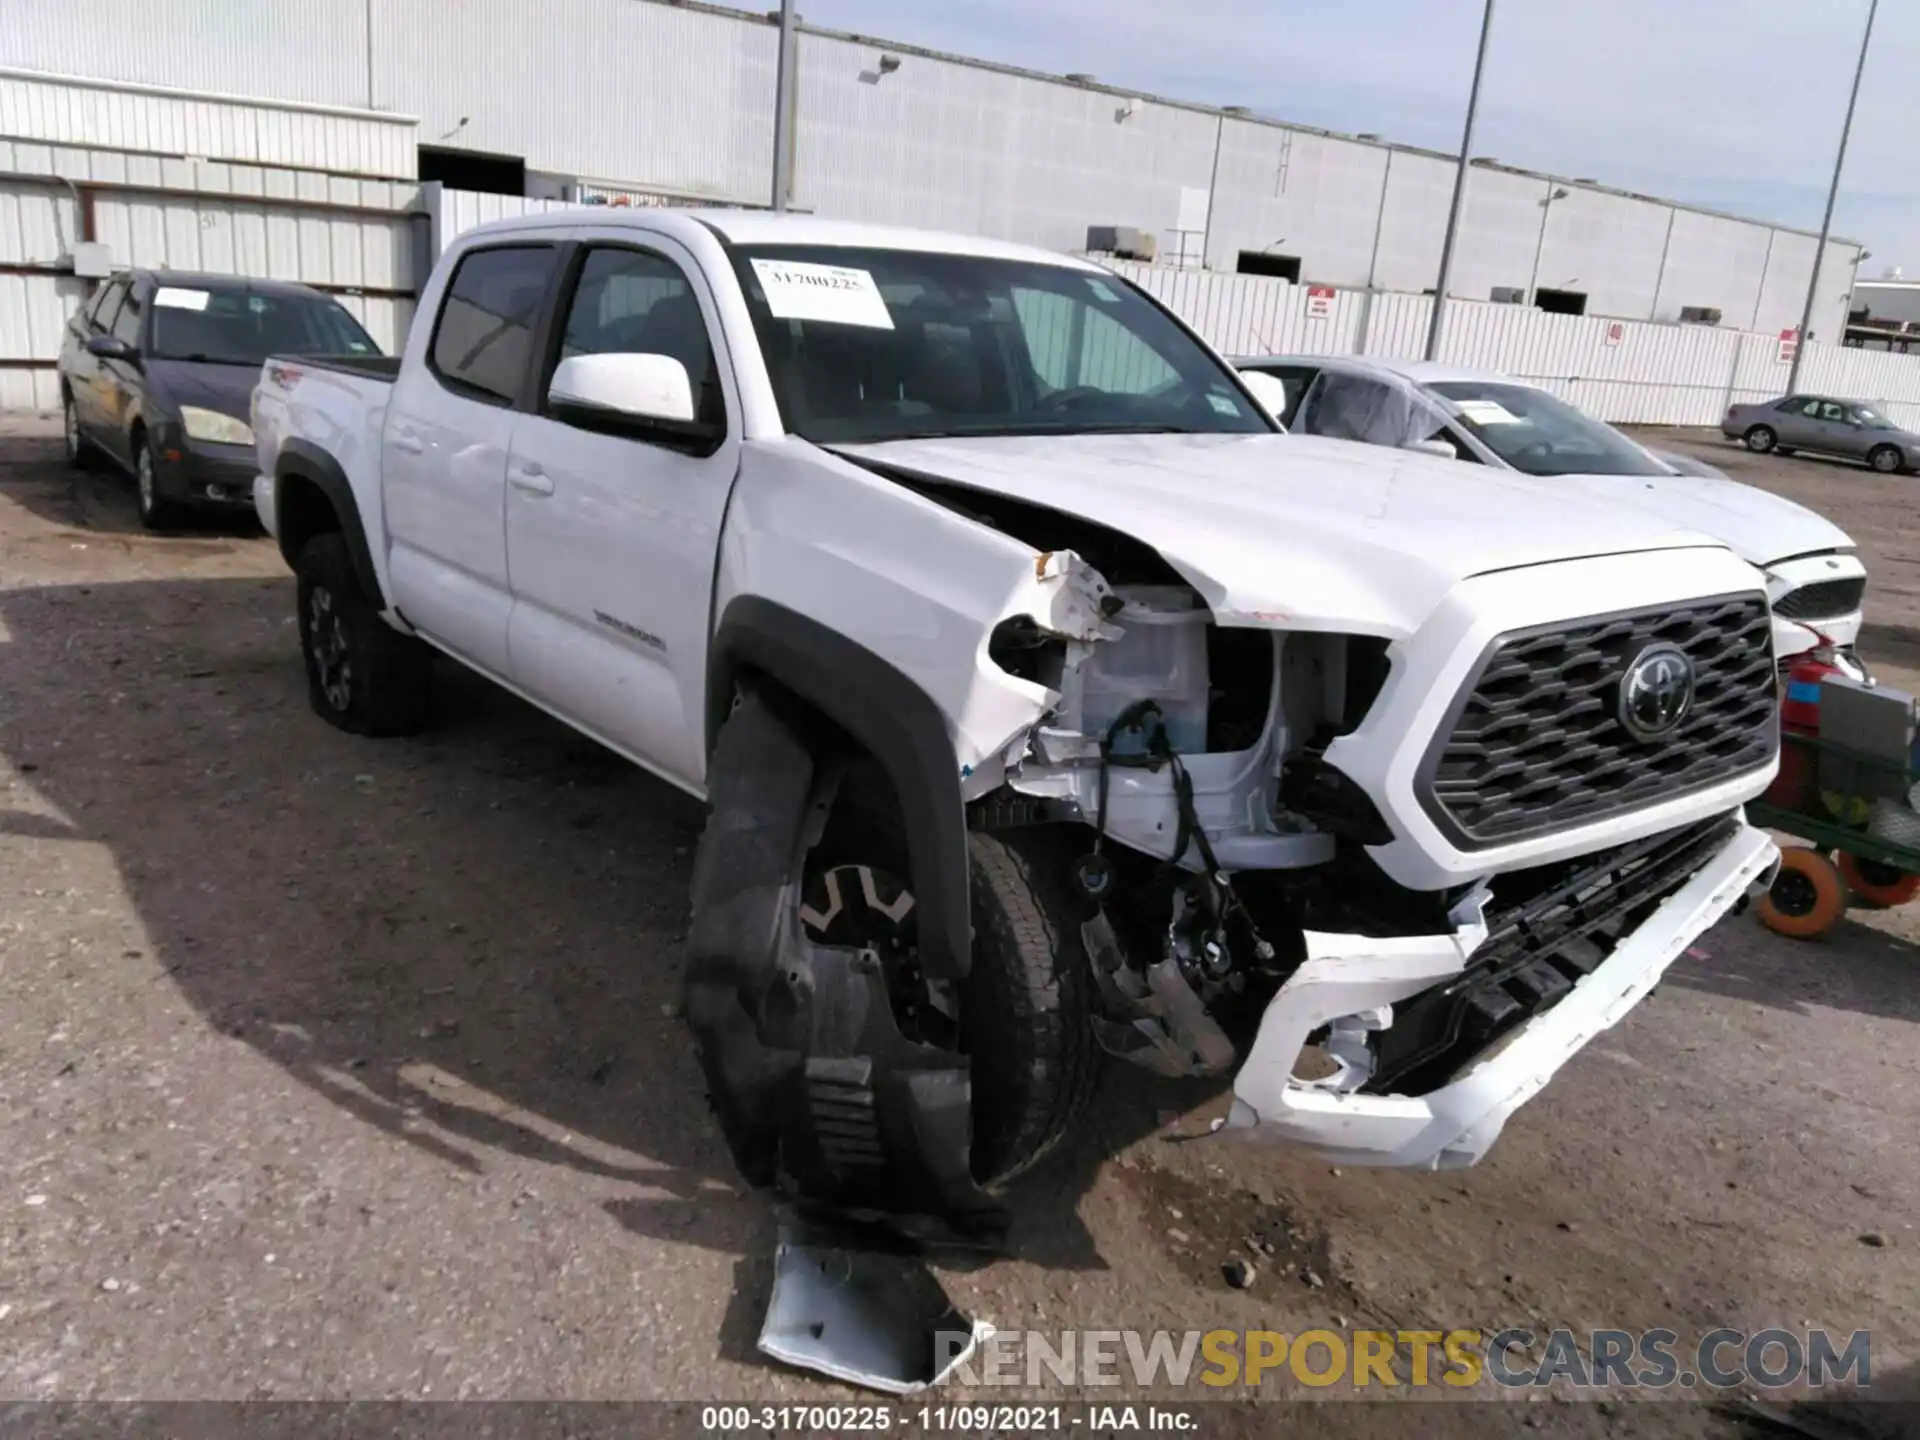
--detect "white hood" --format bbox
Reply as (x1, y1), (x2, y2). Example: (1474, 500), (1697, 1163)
(833, 432), (1731, 639)
(1550, 469), (1853, 570)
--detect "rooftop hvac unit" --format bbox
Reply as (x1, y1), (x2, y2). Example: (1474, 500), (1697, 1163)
(1679, 306), (1723, 325)
(1490, 286), (1526, 304)
(1086, 226), (1157, 262)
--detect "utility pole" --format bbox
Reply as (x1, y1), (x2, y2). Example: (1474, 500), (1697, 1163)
(771, 0), (798, 211)
(1424, 0), (1496, 361)
(1787, 0), (1877, 394)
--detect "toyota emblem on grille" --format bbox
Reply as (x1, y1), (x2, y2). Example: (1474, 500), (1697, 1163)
(1618, 643), (1695, 741)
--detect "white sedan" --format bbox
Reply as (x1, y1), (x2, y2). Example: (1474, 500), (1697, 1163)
(1237, 354), (1865, 665)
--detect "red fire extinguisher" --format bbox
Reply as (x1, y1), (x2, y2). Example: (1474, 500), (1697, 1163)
(1766, 634), (1868, 810)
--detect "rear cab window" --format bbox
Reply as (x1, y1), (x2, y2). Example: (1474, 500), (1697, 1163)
(429, 244), (561, 405)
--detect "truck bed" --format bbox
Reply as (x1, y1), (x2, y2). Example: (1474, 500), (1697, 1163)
(275, 353), (403, 383)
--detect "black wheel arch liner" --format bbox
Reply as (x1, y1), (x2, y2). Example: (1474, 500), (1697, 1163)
(708, 594), (974, 981)
(274, 438), (385, 608)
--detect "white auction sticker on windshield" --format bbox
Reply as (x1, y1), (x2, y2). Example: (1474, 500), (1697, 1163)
(153, 286), (212, 311)
(1454, 398), (1522, 425)
(751, 259), (894, 329)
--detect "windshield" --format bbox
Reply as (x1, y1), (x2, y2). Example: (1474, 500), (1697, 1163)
(149, 285), (379, 365)
(1427, 381), (1669, 477)
(729, 246), (1271, 443)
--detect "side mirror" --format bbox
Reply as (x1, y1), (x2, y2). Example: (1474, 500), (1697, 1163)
(1236, 370), (1291, 426)
(1405, 437), (1458, 460)
(550, 352), (697, 426)
(86, 335), (136, 362)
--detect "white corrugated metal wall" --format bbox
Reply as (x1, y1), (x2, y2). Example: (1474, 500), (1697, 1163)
(0, 0), (1866, 342)
(0, 68), (417, 180)
(1, 129), (421, 412)
(1112, 263), (1920, 431)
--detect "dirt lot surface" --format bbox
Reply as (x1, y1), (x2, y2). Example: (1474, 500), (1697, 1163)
(1, 417), (1915, 1433)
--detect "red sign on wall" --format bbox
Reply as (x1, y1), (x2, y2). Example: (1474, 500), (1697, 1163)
(1305, 285), (1336, 320)
(1604, 321), (1624, 347)
(1778, 328), (1799, 364)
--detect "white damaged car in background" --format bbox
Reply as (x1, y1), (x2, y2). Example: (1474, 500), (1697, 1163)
(1238, 354), (1867, 668)
(252, 211), (1784, 1252)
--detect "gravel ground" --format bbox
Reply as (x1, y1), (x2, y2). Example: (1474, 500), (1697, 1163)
(0, 416), (1915, 1433)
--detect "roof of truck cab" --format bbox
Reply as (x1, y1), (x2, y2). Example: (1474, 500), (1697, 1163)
(455, 208), (1106, 270)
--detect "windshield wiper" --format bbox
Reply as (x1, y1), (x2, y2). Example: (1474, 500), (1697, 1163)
(164, 352), (260, 366)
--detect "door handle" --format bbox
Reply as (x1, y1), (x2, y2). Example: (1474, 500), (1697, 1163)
(391, 430), (425, 456)
(508, 465), (554, 496)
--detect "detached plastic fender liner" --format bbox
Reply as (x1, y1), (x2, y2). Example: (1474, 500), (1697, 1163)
(684, 687), (1004, 1234)
(275, 437), (384, 608)
(708, 595), (972, 982)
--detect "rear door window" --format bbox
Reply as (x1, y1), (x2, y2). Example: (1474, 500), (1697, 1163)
(430, 245), (561, 405)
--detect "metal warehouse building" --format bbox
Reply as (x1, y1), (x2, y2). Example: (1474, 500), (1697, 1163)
(0, 0), (1868, 407)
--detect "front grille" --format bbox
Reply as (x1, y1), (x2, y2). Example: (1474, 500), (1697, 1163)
(1365, 815), (1738, 1095)
(1773, 575), (1865, 622)
(1420, 594), (1776, 848)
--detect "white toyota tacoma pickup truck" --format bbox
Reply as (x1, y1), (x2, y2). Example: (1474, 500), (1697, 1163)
(252, 209), (1781, 1230)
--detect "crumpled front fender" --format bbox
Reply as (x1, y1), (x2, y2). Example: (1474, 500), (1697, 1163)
(682, 687), (1005, 1236)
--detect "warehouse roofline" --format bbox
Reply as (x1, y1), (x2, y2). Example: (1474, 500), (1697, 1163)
(0, 65), (420, 127)
(651, 0), (1861, 252)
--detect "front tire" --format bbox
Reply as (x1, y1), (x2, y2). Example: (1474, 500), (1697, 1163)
(1868, 444), (1904, 475)
(1744, 425), (1778, 454)
(62, 394), (101, 471)
(134, 434), (183, 531)
(294, 533), (431, 736)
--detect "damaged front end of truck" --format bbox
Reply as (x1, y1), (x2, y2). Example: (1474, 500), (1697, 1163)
(682, 443), (1782, 1252)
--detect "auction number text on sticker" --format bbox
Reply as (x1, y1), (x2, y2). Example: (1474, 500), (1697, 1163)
(154, 286), (212, 311)
(1453, 398), (1523, 426)
(750, 259), (894, 329)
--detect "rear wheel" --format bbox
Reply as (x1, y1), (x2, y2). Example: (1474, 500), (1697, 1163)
(294, 532), (432, 736)
(1744, 425), (1778, 454)
(1868, 444), (1904, 475)
(801, 764), (1099, 1183)
(1757, 847), (1847, 938)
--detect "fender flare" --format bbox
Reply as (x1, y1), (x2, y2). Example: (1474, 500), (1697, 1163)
(708, 595), (973, 980)
(274, 438), (384, 607)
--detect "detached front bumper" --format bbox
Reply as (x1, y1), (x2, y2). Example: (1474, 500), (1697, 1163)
(1224, 818), (1778, 1169)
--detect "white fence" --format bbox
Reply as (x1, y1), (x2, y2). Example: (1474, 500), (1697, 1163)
(1111, 261), (1920, 431)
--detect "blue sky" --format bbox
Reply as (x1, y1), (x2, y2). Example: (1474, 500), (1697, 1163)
(800, 0), (1919, 275)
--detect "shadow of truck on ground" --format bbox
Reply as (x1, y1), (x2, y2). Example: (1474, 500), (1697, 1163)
(0, 576), (1205, 1325)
